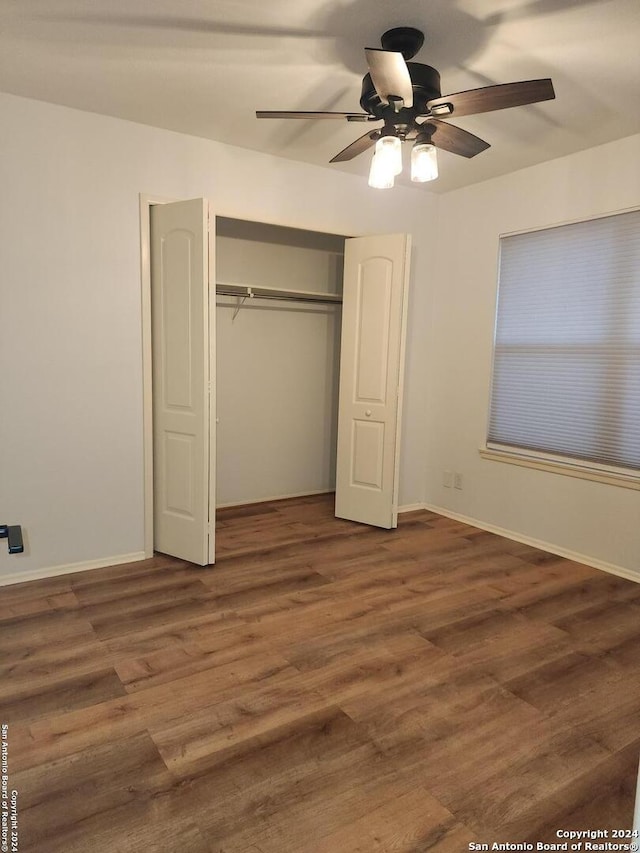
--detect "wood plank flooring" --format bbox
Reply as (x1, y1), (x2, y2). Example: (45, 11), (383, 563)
(2, 494), (639, 851)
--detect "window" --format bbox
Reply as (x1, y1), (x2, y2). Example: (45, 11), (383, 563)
(487, 209), (640, 478)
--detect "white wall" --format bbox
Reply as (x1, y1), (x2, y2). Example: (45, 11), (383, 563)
(215, 220), (344, 506)
(427, 135), (640, 576)
(0, 92), (437, 583)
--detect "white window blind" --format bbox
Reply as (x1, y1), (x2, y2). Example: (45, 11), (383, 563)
(488, 209), (640, 472)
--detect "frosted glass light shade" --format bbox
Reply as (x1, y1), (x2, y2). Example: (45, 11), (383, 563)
(411, 142), (438, 182)
(376, 135), (403, 175)
(368, 135), (402, 188)
(368, 150), (394, 188)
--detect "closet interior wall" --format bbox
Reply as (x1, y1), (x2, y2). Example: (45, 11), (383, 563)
(215, 217), (346, 507)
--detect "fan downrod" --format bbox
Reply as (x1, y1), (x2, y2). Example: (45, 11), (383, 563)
(380, 27), (424, 60)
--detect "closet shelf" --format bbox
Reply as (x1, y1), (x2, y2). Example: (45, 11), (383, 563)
(216, 282), (342, 305)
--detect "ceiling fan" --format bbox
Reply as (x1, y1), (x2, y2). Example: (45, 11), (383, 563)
(256, 27), (555, 186)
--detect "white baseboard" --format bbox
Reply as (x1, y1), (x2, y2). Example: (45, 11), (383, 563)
(5, 506), (635, 588)
(219, 496), (424, 513)
(398, 503), (428, 514)
(0, 551), (147, 587)
(216, 489), (333, 509)
(423, 503), (639, 584)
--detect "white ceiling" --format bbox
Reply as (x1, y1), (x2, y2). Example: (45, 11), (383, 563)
(1, 0), (639, 193)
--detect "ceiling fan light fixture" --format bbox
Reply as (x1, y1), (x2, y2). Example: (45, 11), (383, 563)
(411, 141), (438, 182)
(256, 27), (554, 187)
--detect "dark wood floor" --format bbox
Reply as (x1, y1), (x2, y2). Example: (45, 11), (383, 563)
(2, 494), (639, 851)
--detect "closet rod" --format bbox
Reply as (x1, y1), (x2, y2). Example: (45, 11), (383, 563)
(216, 283), (342, 305)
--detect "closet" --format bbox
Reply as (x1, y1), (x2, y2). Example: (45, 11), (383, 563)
(215, 217), (346, 508)
(148, 197), (411, 566)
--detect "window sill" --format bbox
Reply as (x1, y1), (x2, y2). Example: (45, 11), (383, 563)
(479, 446), (640, 491)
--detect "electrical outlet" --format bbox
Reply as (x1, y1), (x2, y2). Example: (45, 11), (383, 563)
(443, 470), (453, 488)
(454, 472), (463, 490)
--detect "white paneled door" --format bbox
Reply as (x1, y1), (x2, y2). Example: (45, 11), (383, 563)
(150, 199), (213, 565)
(335, 233), (411, 529)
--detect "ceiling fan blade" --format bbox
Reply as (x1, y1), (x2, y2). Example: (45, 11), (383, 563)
(330, 130), (380, 163)
(365, 48), (414, 108)
(422, 119), (490, 158)
(256, 111), (370, 120)
(426, 78), (555, 118)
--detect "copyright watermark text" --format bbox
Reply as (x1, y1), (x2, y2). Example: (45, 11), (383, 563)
(470, 832), (639, 853)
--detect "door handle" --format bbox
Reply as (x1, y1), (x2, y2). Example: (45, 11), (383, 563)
(365, 410), (372, 417)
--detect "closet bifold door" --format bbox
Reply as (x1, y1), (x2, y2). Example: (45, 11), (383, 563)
(150, 198), (212, 565)
(335, 233), (411, 529)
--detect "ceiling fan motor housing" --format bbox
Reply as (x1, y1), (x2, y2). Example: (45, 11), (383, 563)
(360, 62), (442, 119)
